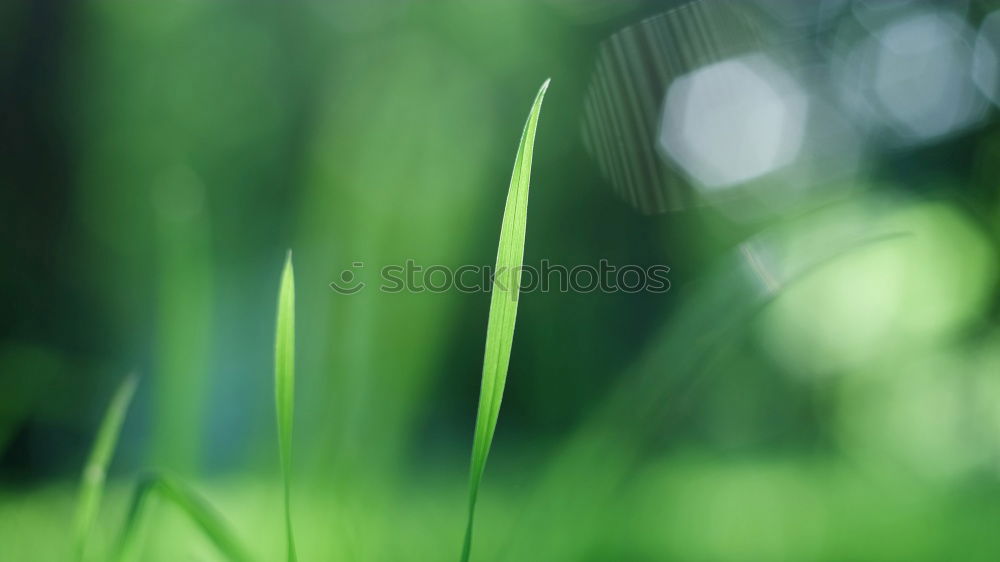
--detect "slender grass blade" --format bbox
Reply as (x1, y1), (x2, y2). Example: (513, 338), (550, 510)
(275, 251), (298, 562)
(114, 472), (253, 562)
(73, 373), (138, 562)
(460, 79), (550, 562)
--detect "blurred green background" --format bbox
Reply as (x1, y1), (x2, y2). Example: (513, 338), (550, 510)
(2, 1), (1000, 560)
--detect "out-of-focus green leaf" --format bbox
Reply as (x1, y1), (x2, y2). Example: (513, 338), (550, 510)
(114, 472), (253, 562)
(73, 373), (138, 562)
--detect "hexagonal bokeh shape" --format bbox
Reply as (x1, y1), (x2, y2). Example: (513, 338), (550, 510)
(871, 12), (987, 142)
(658, 53), (809, 190)
(973, 10), (1000, 106)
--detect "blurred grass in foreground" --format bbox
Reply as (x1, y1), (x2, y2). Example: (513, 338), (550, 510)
(3, 454), (1000, 561)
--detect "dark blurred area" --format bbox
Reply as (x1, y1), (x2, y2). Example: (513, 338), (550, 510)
(2, 1), (999, 560)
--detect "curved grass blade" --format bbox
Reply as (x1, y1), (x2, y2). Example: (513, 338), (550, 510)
(460, 78), (550, 562)
(73, 373), (138, 562)
(114, 472), (253, 562)
(497, 231), (913, 560)
(275, 251), (297, 562)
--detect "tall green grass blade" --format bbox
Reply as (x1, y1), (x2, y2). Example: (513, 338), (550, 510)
(460, 78), (550, 562)
(73, 373), (138, 562)
(275, 251), (297, 562)
(114, 472), (253, 562)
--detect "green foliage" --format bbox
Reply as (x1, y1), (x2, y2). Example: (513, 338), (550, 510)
(73, 253), (300, 562)
(73, 373), (138, 562)
(66, 83), (557, 562)
(460, 79), (550, 562)
(114, 472), (253, 562)
(274, 251), (298, 561)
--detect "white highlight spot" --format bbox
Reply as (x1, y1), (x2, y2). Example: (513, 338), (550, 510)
(859, 11), (988, 143)
(973, 11), (1000, 106)
(658, 54), (809, 190)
